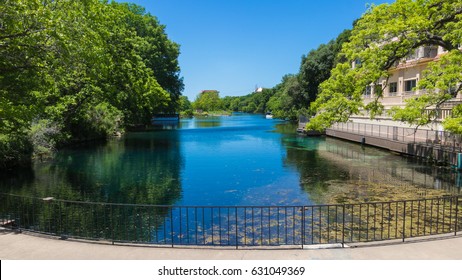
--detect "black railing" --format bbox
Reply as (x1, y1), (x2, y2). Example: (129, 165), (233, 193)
(330, 122), (462, 150)
(1, 193), (461, 248)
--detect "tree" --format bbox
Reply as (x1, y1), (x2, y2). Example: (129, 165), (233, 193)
(267, 74), (303, 120)
(111, 3), (184, 112)
(308, 0), (462, 132)
(179, 96), (192, 111)
(299, 29), (351, 108)
(0, 0), (57, 135)
(0, 0), (183, 166)
(193, 90), (222, 112)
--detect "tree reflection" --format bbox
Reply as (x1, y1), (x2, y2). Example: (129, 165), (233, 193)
(186, 116), (222, 128)
(50, 131), (183, 204)
(0, 131), (184, 205)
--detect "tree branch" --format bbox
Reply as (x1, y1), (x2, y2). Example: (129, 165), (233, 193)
(0, 28), (45, 41)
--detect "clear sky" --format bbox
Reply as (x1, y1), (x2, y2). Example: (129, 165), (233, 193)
(123, 0), (391, 101)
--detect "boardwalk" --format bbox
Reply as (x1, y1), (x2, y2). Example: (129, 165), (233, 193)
(327, 121), (462, 166)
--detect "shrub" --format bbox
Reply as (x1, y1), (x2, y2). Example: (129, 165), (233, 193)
(29, 120), (63, 159)
(0, 133), (33, 169)
(69, 102), (123, 141)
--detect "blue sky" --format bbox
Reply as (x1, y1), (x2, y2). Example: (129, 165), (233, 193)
(124, 0), (391, 101)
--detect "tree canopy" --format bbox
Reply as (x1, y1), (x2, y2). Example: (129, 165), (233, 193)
(307, 0), (462, 132)
(0, 0), (183, 167)
(193, 90), (222, 112)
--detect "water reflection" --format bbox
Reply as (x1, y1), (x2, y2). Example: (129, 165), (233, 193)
(0, 166), (35, 193)
(180, 116), (222, 128)
(0, 131), (183, 204)
(282, 135), (460, 204)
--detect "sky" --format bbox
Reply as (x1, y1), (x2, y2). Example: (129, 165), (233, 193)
(124, 0), (391, 101)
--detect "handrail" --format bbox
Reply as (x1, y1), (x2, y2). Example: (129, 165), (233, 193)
(329, 122), (462, 150)
(1, 193), (461, 248)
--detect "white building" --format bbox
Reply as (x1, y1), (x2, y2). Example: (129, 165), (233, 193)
(354, 45), (462, 128)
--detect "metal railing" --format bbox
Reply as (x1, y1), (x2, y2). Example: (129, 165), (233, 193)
(1, 193), (461, 248)
(330, 122), (462, 151)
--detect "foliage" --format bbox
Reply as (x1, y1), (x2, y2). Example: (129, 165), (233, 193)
(443, 104), (462, 134)
(110, 2), (184, 112)
(0, 133), (33, 169)
(29, 119), (62, 157)
(70, 102), (123, 141)
(267, 75), (303, 120)
(221, 88), (274, 114)
(179, 96), (193, 117)
(193, 90), (223, 112)
(308, 0), (462, 132)
(298, 29), (352, 110)
(0, 0), (183, 165)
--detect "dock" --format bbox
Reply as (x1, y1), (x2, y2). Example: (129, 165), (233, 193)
(327, 121), (462, 167)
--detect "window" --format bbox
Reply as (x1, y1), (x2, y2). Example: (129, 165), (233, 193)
(423, 46), (437, 58)
(364, 85), (372, 97)
(389, 82), (398, 95)
(449, 85), (458, 95)
(404, 79), (417, 92)
(405, 49), (418, 61)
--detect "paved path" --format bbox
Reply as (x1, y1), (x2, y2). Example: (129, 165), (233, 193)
(1, 229), (462, 260)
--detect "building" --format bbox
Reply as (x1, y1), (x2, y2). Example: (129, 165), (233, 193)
(355, 45), (462, 127)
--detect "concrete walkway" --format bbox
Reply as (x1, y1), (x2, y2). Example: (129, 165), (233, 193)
(1, 229), (462, 260)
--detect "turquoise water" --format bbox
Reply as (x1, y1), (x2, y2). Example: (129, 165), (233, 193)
(0, 114), (459, 205)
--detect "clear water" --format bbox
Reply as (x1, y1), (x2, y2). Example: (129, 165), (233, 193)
(1, 113), (460, 206)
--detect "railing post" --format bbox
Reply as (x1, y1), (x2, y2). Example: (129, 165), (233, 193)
(342, 204), (345, 248)
(170, 207), (174, 248)
(301, 206), (305, 249)
(402, 201), (406, 242)
(235, 207), (239, 249)
(16, 196), (21, 233)
(111, 204), (115, 245)
(455, 197), (459, 236)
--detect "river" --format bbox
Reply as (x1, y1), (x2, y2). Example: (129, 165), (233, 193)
(0, 113), (460, 206)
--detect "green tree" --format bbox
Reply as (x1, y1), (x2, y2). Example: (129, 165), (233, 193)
(299, 29), (351, 108)
(193, 90), (222, 112)
(229, 97), (243, 112)
(222, 89), (274, 114)
(179, 95), (193, 117)
(267, 74), (309, 120)
(0, 0), (183, 166)
(179, 96), (192, 111)
(0, 0), (56, 135)
(221, 96), (237, 111)
(308, 0), (462, 132)
(111, 3), (184, 112)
